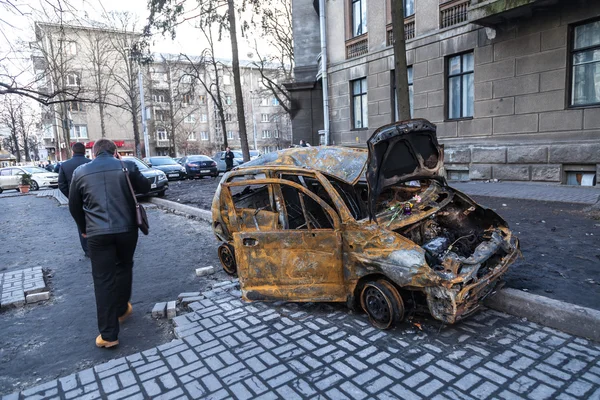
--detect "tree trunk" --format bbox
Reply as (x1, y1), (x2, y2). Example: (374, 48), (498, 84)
(60, 102), (72, 159)
(213, 64), (228, 150)
(18, 112), (31, 161)
(99, 102), (107, 138)
(166, 65), (177, 157)
(227, 0), (250, 162)
(132, 107), (142, 157)
(11, 134), (21, 163)
(392, 0), (411, 121)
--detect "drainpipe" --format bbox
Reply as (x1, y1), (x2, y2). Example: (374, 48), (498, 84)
(319, 0), (330, 146)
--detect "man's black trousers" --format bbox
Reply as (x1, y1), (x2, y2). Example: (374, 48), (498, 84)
(88, 230), (138, 341)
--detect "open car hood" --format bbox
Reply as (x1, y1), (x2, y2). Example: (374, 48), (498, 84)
(366, 119), (444, 220)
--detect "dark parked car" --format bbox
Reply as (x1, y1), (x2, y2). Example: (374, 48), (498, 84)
(213, 150), (244, 172)
(121, 156), (168, 197)
(146, 156), (187, 180)
(179, 155), (218, 178)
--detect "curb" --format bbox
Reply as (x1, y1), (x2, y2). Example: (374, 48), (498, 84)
(148, 198), (600, 341)
(484, 288), (600, 342)
(147, 197), (212, 223)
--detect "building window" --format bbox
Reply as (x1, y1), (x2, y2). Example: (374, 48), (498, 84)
(201, 114), (207, 122)
(351, 78), (368, 129)
(227, 131), (234, 139)
(225, 113), (232, 122)
(189, 132), (197, 141)
(392, 67), (413, 121)
(157, 129), (167, 141)
(225, 95), (232, 105)
(69, 101), (84, 112)
(271, 97), (279, 106)
(181, 75), (193, 84)
(261, 113), (270, 122)
(201, 132), (209, 141)
(404, 0), (415, 17)
(352, 0), (367, 37)
(154, 109), (167, 121)
(184, 114), (196, 123)
(73, 125), (88, 139)
(66, 73), (80, 87)
(223, 74), (231, 85)
(199, 95), (207, 105)
(262, 130), (271, 138)
(570, 19), (600, 107)
(182, 93), (193, 104)
(61, 41), (77, 55)
(152, 94), (165, 103)
(260, 98), (269, 106)
(447, 52), (474, 119)
(274, 129), (279, 138)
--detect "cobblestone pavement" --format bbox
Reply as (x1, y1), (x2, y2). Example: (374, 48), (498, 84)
(7, 282), (600, 400)
(451, 182), (600, 205)
(0, 267), (47, 309)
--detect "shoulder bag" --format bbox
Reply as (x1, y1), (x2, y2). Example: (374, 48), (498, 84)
(120, 160), (150, 235)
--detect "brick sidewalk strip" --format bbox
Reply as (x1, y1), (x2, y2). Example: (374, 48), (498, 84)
(451, 182), (600, 205)
(6, 284), (600, 400)
(0, 267), (47, 310)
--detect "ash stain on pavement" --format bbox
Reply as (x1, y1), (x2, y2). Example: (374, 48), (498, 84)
(0, 195), (227, 394)
(472, 195), (600, 310)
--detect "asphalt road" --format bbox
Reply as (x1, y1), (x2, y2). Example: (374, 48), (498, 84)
(0, 195), (228, 394)
(164, 178), (600, 310)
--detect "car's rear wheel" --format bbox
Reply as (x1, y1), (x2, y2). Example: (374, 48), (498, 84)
(218, 243), (237, 276)
(0, 187), (3, 194)
(157, 190), (166, 197)
(30, 180), (39, 191)
(360, 279), (404, 329)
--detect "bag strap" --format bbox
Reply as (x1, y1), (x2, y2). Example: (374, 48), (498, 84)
(119, 159), (139, 207)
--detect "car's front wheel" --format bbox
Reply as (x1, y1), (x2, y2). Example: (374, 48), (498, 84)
(360, 279), (405, 329)
(218, 243), (237, 276)
(30, 180), (39, 191)
(157, 190), (166, 197)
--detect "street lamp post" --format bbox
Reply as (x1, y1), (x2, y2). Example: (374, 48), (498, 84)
(138, 66), (150, 158)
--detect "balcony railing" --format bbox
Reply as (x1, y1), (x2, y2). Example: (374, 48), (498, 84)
(440, 0), (469, 28)
(386, 16), (416, 46)
(346, 34), (368, 59)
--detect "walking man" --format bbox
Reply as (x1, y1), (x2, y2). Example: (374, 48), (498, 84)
(58, 142), (91, 257)
(224, 147), (235, 172)
(68, 139), (150, 348)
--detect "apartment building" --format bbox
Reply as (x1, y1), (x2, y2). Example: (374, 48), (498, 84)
(290, 0), (600, 186)
(33, 22), (291, 161)
(146, 55), (291, 157)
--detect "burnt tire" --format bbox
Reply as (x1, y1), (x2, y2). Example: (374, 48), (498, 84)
(218, 243), (237, 276)
(360, 279), (404, 330)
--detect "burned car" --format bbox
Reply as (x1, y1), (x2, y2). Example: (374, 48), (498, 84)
(211, 119), (519, 329)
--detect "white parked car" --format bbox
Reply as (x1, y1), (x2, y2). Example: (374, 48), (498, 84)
(0, 166), (59, 192)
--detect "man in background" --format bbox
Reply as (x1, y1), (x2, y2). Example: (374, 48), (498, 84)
(224, 147), (235, 171)
(59, 142), (91, 256)
(69, 139), (150, 348)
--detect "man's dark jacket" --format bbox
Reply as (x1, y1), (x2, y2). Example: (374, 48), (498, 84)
(69, 152), (151, 237)
(58, 154), (91, 197)
(224, 151), (235, 169)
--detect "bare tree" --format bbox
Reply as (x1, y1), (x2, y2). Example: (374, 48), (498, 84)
(391, 0), (411, 121)
(179, 24), (230, 150)
(0, 96), (23, 162)
(250, 0), (293, 115)
(105, 12), (145, 157)
(146, 0), (266, 162)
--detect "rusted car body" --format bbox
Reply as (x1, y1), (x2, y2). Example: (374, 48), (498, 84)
(212, 119), (519, 329)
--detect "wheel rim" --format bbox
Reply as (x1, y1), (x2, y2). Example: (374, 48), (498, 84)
(218, 244), (236, 275)
(31, 180), (39, 191)
(363, 285), (392, 327)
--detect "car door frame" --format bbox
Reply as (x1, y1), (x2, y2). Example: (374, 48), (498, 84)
(222, 177), (347, 302)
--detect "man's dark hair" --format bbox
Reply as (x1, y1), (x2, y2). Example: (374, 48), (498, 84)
(72, 142), (86, 155)
(93, 139), (117, 157)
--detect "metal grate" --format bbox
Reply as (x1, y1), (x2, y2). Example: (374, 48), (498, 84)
(440, 0), (469, 28)
(346, 35), (369, 59)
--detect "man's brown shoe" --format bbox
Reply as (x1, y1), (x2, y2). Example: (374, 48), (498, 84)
(119, 302), (133, 323)
(96, 335), (119, 348)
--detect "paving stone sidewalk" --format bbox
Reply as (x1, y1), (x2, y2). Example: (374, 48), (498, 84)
(451, 181), (600, 205)
(7, 281), (600, 400)
(0, 267), (47, 309)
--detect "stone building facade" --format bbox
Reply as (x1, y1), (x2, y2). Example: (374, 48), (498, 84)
(289, 0), (600, 186)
